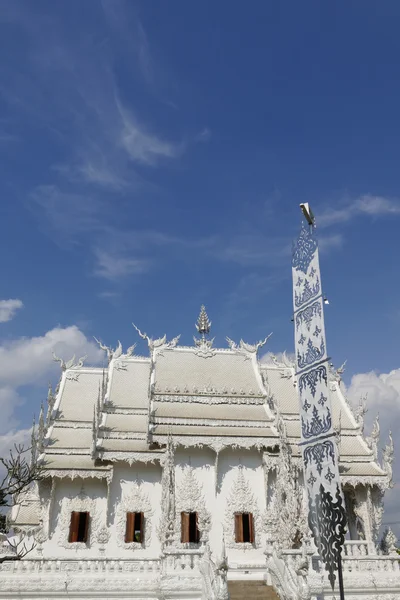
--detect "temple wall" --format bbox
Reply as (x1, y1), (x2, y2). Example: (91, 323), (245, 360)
(37, 447), (268, 563)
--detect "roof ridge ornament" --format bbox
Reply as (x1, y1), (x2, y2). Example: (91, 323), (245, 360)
(226, 333), (272, 356)
(132, 323), (180, 351)
(196, 305), (211, 337)
(93, 338), (124, 362)
(193, 306), (215, 357)
(52, 352), (87, 371)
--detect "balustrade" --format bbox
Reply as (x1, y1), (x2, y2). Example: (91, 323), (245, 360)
(0, 558), (161, 575)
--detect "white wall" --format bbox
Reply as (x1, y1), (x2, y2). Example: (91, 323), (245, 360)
(39, 448), (268, 563)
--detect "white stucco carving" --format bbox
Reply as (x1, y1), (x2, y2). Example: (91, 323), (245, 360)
(57, 487), (99, 550)
(115, 480), (153, 550)
(223, 466), (262, 549)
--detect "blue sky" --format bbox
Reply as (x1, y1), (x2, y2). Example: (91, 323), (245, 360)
(1, 1), (400, 530)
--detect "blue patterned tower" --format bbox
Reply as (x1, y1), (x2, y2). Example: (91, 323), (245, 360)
(292, 212), (346, 590)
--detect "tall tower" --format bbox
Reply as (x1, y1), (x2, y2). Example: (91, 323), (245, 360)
(292, 206), (346, 592)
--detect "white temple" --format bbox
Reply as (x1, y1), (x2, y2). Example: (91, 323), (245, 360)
(1, 307), (398, 600)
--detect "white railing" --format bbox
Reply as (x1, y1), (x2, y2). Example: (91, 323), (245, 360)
(162, 548), (203, 572)
(0, 557), (161, 575)
(343, 540), (373, 556)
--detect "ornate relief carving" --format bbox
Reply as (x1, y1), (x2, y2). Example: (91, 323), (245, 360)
(224, 466), (262, 549)
(382, 432), (394, 488)
(57, 487), (100, 549)
(116, 480), (153, 550)
(154, 435), (272, 453)
(370, 486), (385, 541)
(264, 436), (308, 551)
(267, 548), (311, 600)
(175, 466), (211, 545)
(193, 336), (216, 358)
(154, 393), (265, 404)
(367, 415), (380, 461)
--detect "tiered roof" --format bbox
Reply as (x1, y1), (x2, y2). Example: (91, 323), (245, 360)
(34, 312), (390, 492)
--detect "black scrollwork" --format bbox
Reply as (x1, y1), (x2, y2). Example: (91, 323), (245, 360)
(308, 483), (347, 590)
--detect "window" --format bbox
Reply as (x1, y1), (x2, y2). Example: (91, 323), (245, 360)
(181, 511), (200, 543)
(235, 513), (254, 544)
(125, 512), (144, 543)
(68, 511), (90, 543)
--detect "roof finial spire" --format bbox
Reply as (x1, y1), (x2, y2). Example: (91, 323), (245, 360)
(196, 305), (211, 338)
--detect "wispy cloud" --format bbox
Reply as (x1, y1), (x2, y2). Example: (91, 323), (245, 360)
(195, 128), (212, 143)
(116, 96), (182, 165)
(318, 233), (344, 252)
(93, 247), (150, 280)
(0, 299), (23, 323)
(318, 195), (400, 228)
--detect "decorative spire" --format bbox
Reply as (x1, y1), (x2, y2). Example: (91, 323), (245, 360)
(196, 305), (211, 337)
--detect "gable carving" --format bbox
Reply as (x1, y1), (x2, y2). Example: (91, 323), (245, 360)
(57, 487), (99, 550)
(224, 466), (262, 549)
(175, 466), (211, 545)
(115, 480), (153, 550)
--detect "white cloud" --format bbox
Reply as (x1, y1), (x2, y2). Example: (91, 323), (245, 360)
(0, 299), (23, 323)
(318, 195), (400, 228)
(347, 369), (400, 536)
(0, 326), (103, 433)
(0, 428), (32, 462)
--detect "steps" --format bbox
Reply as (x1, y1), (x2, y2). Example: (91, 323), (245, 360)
(228, 580), (280, 600)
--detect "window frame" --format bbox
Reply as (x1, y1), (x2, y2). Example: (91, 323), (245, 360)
(234, 512), (254, 545)
(68, 511), (90, 544)
(125, 511), (144, 544)
(181, 511), (200, 544)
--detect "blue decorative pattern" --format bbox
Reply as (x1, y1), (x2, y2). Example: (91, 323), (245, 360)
(301, 406), (331, 439)
(303, 440), (335, 476)
(318, 392), (327, 406)
(292, 221), (318, 273)
(294, 278), (320, 309)
(298, 365), (328, 398)
(297, 337), (325, 370)
(295, 301), (322, 332)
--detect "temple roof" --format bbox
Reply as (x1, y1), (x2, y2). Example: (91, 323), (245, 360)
(33, 318), (390, 490)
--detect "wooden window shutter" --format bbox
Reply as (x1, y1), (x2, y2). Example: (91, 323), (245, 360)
(248, 513), (254, 544)
(82, 512), (90, 543)
(181, 512), (190, 543)
(69, 511), (80, 543)
(138, 512), (144, 543)
(125, 512), (134, 543)
(235, 513), (243, 543)
(195, 512), (200, 543)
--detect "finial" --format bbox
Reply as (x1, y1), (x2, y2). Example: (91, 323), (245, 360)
(196, 305), (211, 337)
